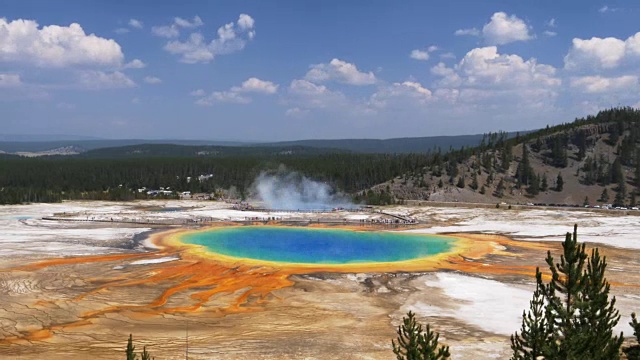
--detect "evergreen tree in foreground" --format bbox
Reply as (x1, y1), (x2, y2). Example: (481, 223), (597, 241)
(632, 313), (640, 343)
(392, 311), (450, 360)
(510, 269), (550, 359)
(577, 247), (623, 358)
(126, 334), (154, 360)
(544, 224), (589, 358)
(626, 313), (640, 360)
(511, 225), (623, 360)
(126, 334), (136, 360)
(140, 346), (153, 360)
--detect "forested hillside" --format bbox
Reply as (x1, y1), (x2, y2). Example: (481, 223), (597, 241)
(0, 153), (432, 204)
(370, 107), (640, 207)
(1, 107), (639, 206)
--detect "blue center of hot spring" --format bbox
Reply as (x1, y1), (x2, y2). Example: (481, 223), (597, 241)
(182, 227), (454, 264)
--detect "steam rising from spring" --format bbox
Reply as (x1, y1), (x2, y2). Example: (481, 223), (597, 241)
(253, 171), (356, 210)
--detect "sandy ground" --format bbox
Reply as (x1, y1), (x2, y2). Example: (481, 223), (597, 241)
(0, 200), (639, 359)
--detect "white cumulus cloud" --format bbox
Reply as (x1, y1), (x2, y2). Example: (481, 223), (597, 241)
(194, 77), (276, 105)
(305, 58), (376, 85)
(143, 76), (162, 84)
(428, 46), (560, 110)
(77, 70), (136, 90)
(482, 12), (533, 45)
(197, 91), (250, 105)
(437, 46), (559, 88)
(163, 14), (256, 63)
(234, 77), (278, 94)
(455, 12), (533, 45)
(151, 25), (179, 38)
(174, 16), (203, 28)
(410, 49), (429, 61)
(570, 75), (638, 93)
(288, 79), (347, 108)
(0, 18), (124, 68)
(237, 14), (256, 39)
(454, 28), (480, 37)
(128, 19), (143, 29)
(598, 5), (619, 13)
(564, 32), (640, 70)
(152, 15), (204, 38)
(123, 59), (146, 69)
(369, 81), (432, 109)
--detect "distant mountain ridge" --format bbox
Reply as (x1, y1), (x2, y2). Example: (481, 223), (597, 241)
(0, 132), (527, 155)
(80, 144), (347, 158)
(0, 139), (246, 154)
(263, 133), (525, 153)
(0, 134), (104, 142)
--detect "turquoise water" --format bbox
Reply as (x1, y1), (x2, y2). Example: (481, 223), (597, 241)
(182, 227), (454, 264)
(152, 207), (185, 212)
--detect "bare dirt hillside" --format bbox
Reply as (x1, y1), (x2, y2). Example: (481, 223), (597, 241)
(367, 109), (640, 207)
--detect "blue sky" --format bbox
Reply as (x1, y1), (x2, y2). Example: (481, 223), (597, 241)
(1, 0), (640, 141)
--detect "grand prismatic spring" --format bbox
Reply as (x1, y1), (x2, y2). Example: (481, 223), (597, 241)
(180, 226), (455, 265)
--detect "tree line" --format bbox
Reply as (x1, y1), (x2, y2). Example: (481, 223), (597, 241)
(0, 153), (435, 205)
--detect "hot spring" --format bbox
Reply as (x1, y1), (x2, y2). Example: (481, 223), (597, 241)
(180, 226), (455, 265)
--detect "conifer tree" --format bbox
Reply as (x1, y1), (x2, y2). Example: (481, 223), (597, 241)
(526, 173), (540, 196)
(543, 225), (588, 358)
(140, 346), (153, 360)
(611, 158), (624, 185)
(516, 144), (532, 187)
(555, 173), (564, 191)
(541, 174), (548, 192)
(501, 143), (512, 173)
(126, 334), (137, 360)
(486, 171), (494, 185)
(614, 180), (627, 207)
(631, 313), (640, 343)
(495, 178), (505, 198)
(600, 188), (610, 202)
(470, 173), (479, 190)
(635, 160), (640, 190)
(511, 268), (550, 360)
(456, 176), (465, 189)
(513, 225), (624, 359)
(392, 311), (450, 360)
(576, 248), (623, 359)
(626, 313), (640, 360)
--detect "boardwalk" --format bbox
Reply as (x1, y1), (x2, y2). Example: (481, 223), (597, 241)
(41, 208), (418, 227)
(41, 216), (417, 227)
